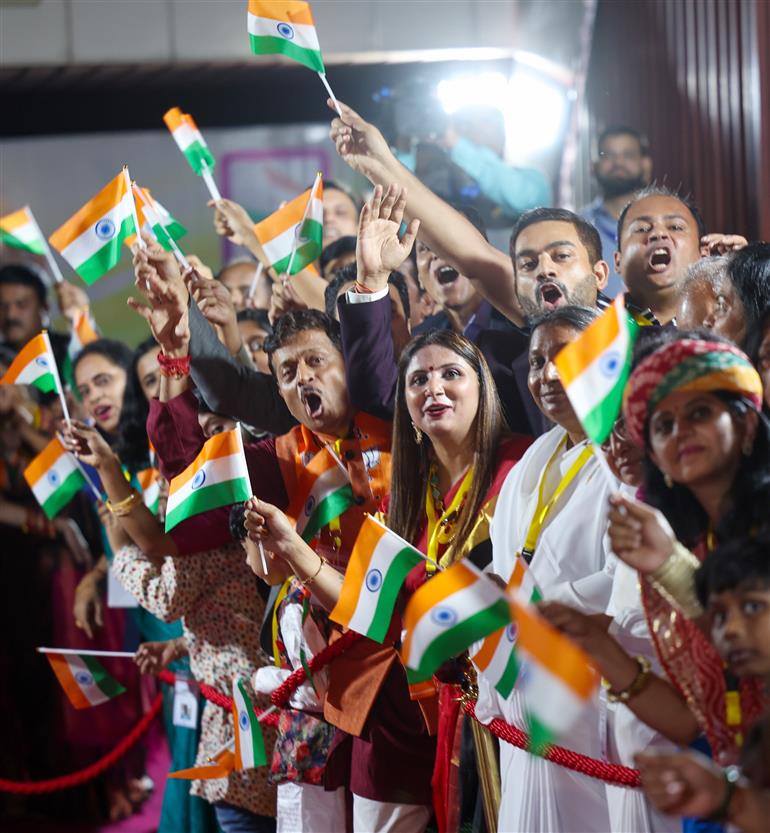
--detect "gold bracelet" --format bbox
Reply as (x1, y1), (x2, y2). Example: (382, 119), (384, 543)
(300, 556), (326, 587)
(606, 655), (652, 703)
(649, 541), (703, 618)
(106, 489), (141, 517)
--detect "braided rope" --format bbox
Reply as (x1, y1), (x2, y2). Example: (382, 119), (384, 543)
(463, 700), (641, 787)
(0, 693), (162, 794)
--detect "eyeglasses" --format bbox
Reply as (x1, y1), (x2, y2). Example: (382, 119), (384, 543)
(611, 417), (629, 442)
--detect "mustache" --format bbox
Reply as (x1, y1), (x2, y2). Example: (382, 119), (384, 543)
(4, 319), (24, 329)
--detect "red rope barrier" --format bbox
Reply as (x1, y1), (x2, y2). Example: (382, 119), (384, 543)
(463, 700), (641, 788)
(0, 694), (163, 795)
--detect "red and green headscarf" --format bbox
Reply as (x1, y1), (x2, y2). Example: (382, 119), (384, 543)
(623, 338), (763, 447)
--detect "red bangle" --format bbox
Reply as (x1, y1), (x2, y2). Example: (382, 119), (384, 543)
(157, 352), (191, 378)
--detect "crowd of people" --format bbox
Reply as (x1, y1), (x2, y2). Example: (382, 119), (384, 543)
(2, 95), (770, 833)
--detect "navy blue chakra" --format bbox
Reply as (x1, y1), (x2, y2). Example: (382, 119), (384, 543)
(191, 470), (206, 490)
(599, 351), (622, 378)
(277, 22), (295, 40)
(95, 218), (116, 241)
(365, 569), (383, 592)
(430, 606), (457, 627)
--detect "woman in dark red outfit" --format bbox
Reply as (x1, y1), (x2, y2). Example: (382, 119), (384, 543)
(246, 329), (530, 832)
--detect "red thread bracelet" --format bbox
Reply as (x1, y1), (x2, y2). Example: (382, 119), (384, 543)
(157, 352), (191, 378)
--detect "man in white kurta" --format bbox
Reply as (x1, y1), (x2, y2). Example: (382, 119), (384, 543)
(475, 425), (617, 833)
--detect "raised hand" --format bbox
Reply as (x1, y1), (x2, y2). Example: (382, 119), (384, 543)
(54, 280), (90, 324)
(328, 99), (393, 182)
(129, 235), (190, 356)
(607, 493), (677, 573)
(356, 184), (420, 291)
(700, 233), (748, 257)
(59, 419), (114, 470)
(268, 277), (307, 325)
(209, 198), (257, 249)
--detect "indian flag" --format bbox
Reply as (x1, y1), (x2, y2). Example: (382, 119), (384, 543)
(63, 307), (100, 391)
(165, 428), (251, 532)
(232, 678), (267, 769)
(24, 436), (86, 519)
(401, 560), (511, 683)
(0, 206), (46, 255)
(45, 652), (126, 709)
(554, 295), (638, 445)
(511, 598), (599, 754)
(137, 467), (162, 515)
(163, 107), (216, 176)
(247, 1), (325, 73)
(169, 747), (235, 781)
(126, 186), (187, 252)
(330, 516), (424, 643)
(471, 558), (542, 699)
(49, 171), (137, 285)
(286, 445), (353, 543)
(0, 332), (59, 395)
(254, 174), (324, 276)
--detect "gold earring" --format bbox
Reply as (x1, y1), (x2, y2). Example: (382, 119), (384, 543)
(664, 473), (673, 488)
(412, 422), (423, 445)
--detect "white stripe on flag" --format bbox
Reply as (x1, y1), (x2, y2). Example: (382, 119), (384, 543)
(13, 354), (54, 386)
(405, 577), (503, 668)
(260, 196), (324, 263)
(66, 654), (109, 705)
(166, 453), (249, 516)
(566, 319), (631, 421)
(295, 465), (349, 535)
(519, 657), (590, 735)
(247, 14), (321, 52)
(59, 191), (135, 268)
(346, 536), (408, 636)
(171, 122), (204, 153)
(31, 453), (78, 505)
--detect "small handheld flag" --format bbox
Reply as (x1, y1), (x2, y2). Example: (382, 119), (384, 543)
(330, 515), (426, 643)
(247, 1), (342, 115)
(49, 171), (138, 285)
(44, 651), (126, 709)
(1, 333), (59, 395)
(165, 429), (252, 532)
(284, 442), (353, 543)
(0, 206), (46, 256)
(169, 747), (235, 781)
(163, 108), (221, 200)
(510, 598), (599, 755)
(554, 295), (637, 446)
(137, 467), (162, 516)
(24, 436), (87, 519)
(131, 184), (190, 271)
(254, 175), (324, 277)
(471, 558), (542, 699)
(401, 560), (511, 683)
(126, 186), (187, 253)
(232, 678), (267, 769)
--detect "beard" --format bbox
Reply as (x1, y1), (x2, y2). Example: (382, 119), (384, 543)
(519, 273), (599, 318)
(596, 171), (647, 199)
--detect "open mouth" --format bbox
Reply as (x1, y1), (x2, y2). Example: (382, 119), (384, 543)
(301, 390), (323, 420)
(424, 403), (451, 419)
(436, 265), (459, 285)
(93, 405), (112, 422)
(539, 282), (564, 308)
(648, 246), (672, 272)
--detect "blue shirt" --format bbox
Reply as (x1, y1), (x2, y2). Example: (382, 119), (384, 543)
(579, 197), (625, 298)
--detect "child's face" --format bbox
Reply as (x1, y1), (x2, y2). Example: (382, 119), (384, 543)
(709, 585), (770, 678)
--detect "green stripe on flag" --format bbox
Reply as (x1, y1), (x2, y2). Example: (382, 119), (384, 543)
(495, 647), (521, 699)
(237, 679), (267, 767)
(165, 479), (251, 532)
(75, 214), (136, 285)
(82, 654), (126, 699)
(183, 142), (216, 176)
(40, 468), (87, 519)
(406, 598), (511, 683)
(527, 713), (554, 757)
(366, 547), (424, 643)
(0, 228), (45, 255)
(271, 218), (324, 276)
(300, 484), (354, 542)
(30, 372), (58, 396)
(249, 34), (325, 73)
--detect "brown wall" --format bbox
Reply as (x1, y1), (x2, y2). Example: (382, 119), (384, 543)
(585, 0), (770, 240)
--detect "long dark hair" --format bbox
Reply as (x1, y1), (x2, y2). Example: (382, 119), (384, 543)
(637, 329), (770, 545)
(73, 337), (151, 473)
(388, 330), (505, 562)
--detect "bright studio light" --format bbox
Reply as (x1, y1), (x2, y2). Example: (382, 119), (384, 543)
(436, 69), (568, 159)
(437, 72), (509, 115)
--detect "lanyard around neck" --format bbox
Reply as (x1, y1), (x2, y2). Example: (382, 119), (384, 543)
(425, 465), (474, 571)
(521, 436), (593, 563)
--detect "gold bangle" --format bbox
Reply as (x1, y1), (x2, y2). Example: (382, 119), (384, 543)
(106, 489), (141, 517)
(300, 556), (326, 587)
(649, 540), (703, 618)
(606, 655), (652, 703)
